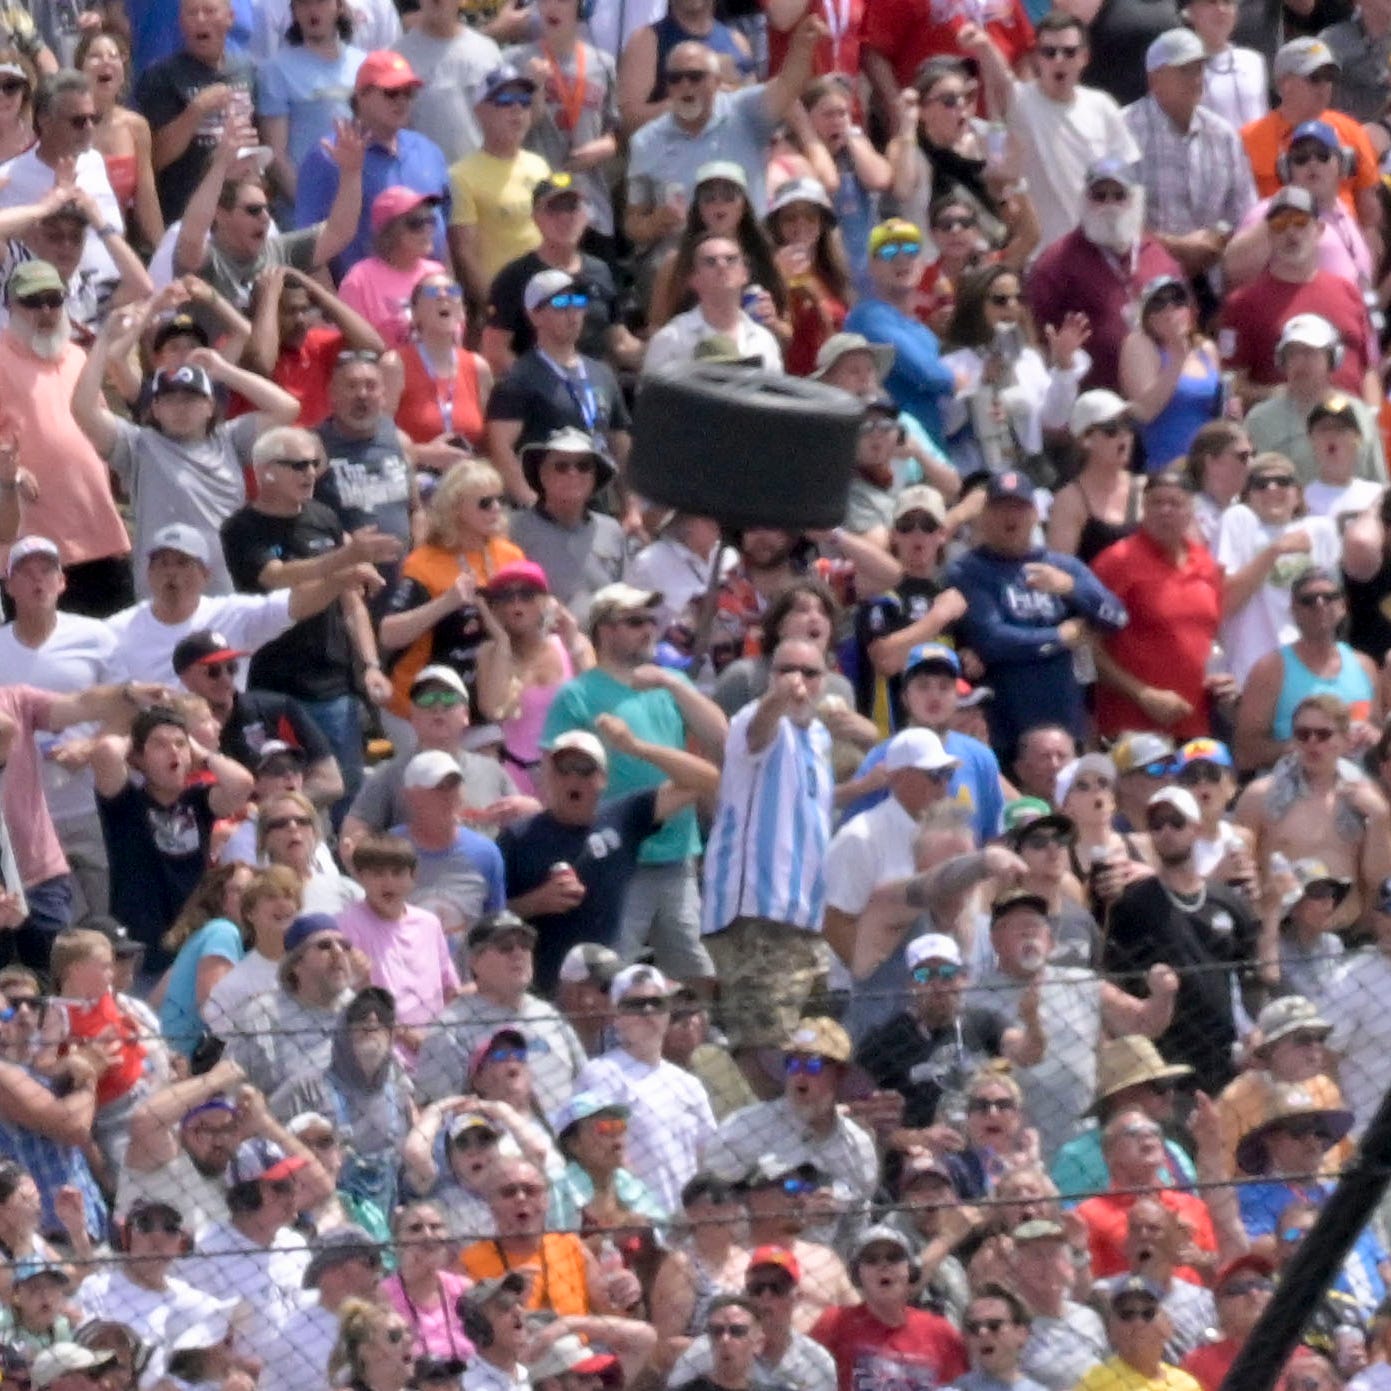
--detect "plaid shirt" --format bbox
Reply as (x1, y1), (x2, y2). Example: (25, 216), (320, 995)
(1123, 95), (1257, 237)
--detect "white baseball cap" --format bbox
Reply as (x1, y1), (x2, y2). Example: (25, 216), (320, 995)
(403, 749), (465, 789)
(884, 727), (959, 774)
(411, 664), (469, 699)
(1070, 389), (1130, 437)
(611, 962), (674, 1004)
(905, 933), (963, 970)
(1148, 786), (1201, 823)
(147, 522), (211, 565)
(545, 730), (609, 772)
(6, 535), (60, 576)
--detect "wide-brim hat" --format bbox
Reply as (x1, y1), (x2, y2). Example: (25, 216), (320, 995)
(1235, 1085), (1354, 1175)
(520, 425), (616, 494)
(1088, 1036), (1193, 1115)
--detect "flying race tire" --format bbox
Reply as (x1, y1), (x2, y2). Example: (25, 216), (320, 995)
(629, 365), (866, 531)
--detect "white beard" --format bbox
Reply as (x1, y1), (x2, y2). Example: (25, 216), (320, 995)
(26, 316), (70, 360)
(1081, 191), (1146, 254)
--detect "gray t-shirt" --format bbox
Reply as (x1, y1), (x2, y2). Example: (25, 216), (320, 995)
(225, 987), (351, 1096)
(109, 413), (258, 597)
(394, 27), (500, 164)
(348, 747), (516, 833)
(505, 39), (620, 238)
(1021, 1303), (1109, 1391)
(509, 507), (626, 628)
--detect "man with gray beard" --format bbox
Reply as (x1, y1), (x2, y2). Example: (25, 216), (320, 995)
(1025, 157), (1182, 392)
(0, 259), (132, 616)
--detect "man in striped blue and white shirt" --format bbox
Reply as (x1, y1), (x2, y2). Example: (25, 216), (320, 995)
(701, 637), (836, 1074)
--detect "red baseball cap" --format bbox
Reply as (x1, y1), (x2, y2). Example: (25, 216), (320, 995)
(355, 50), (422, 93)
(483, 560), (550, 596)
(749, 1245), (801, 1282)
(1215, 1252), (1275, 1289)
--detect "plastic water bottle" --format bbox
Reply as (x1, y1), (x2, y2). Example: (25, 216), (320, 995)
(1269, 852), (1302, 911)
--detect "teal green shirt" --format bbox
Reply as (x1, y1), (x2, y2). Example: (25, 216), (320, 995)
(541, 667), (700, 865)
(1051, 1126), (1197, 1201)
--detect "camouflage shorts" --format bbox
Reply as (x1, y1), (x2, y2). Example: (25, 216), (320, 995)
(706, 917), (832, 1051)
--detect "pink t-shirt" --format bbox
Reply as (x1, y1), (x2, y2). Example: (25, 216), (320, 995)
(338, 257), (445, 348)
(380, 1270), (475, 1361)
(335, 900), (461, 1032)
(0, 685), (68, 887)
(0, 334), (129, 569)
(1237, 195), (1374, 288)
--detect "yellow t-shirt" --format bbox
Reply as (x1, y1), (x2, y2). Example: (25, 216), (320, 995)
(448, 148), (549, 285)
(1074, 1357), (1205, 1391)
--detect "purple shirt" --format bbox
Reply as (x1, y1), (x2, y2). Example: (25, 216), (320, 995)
(335, 900), (461, 1034)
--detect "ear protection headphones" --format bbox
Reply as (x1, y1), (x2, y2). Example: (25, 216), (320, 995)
(1275, 140), (1356, 184)
(849, 1249), (923, 1289)
(458, 1298), (494, 1349)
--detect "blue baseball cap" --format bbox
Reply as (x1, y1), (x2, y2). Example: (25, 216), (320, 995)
(986, 470), (1036, 503)
(283, 912), (343, 955)
(1175, 737), (1234, 770)
(904, 643), (961, 679)
(1289, 119), (1339, 149)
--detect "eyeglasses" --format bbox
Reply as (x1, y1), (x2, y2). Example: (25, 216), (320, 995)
(1089, 418), (1129, 437)
(420, 282), (463, 300)
(1295, 591), (1341, 607)
(747, 1279), (794, 1297)
(860, 418), (899, 435)
(490, 586), (546, 603)
(772, 663), (825, 679)
(485, 1046), (527, 1064)
(965, 1318), (1010, 1335)
(402, 211), (436, 231)
(452, 1130), (498, 1150)
(3, 994), (42, 1013)
(1145, 812), (1187, 832)
(934, 215), (977, 232)
(311, 938), (348, 954)
(988, 291), (1022, 306)
(413, 689), (465, 709)
(708, 1324), (753, 1340)
(489, 90), (533, 106)
(618, 995), (669, 1014)
(1249, 474), (1296, 490)
(1089, 187), (1130, 205)
(894, 516), (940, 534)
(267, 456), (317, 473)
(785, 1055), (827, 1076)
(1038, 42), (1081, 57)
(18, 291), (64, 310)
(1268, 212), (1314, 233)
(67, 112), (98, 129)
(200, 660), (239, 680)
(546, 292), (590, 309)
(1021, 829), (1068, 850)
(912, 962), (962, 982)
(667, 68), (709, 85)
(1288, 147), (1334, 166)
(1177, 763), (1225, 786)
(130, 1212), (183, 1235)
(474, 494), (504, 509)
(498, 1182), (544, 1199)
(967, 1096), (1018, 1114)
(265, 814), (314, 831)
(1113, 1305), (1158, 1322)
(874, 241), (921, 259)
(1292, 726), (1336, 743)
(926, 91), (968, 108)
(546, 455), (597, 473)
(593, 1116), (627, 1136)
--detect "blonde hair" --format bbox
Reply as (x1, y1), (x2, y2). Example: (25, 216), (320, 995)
(50, 928), (112, 988)
(240, 865), (303, 940)
(329, 1299), (396, 1383)
(425, 459), (503, 551)
(966, 1061), (1023, 1105)
(255, 791), (320, 860)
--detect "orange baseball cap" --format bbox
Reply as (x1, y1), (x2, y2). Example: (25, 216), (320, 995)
(355, 50), (422, 93)
(749, 1246), (801, 1282)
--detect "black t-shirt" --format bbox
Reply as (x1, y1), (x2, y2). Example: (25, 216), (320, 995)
(1084, 0), (1181, 104)
(1102, 876), (1259, 1094)
(221, 500), (353, 701)
(485, 349), (631, 454)
(221, 688), (336, 770)
(855, 1007), (1008, 1127)
(497, 789), (660, 994)
(1345, 552), (1391, 664)
(486, 252), (618, 361)
(853, 576), (945, 722)
(314, 418), (413, 598)
(134, 52), (254, 222)
(96, 781), (216, 972)
(380, 571), (488, 715)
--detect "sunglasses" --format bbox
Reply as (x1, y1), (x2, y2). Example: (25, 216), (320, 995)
(1137, 759), (1173, 777)
(860, 418), (899, 435)
(912, 962), (962, 982)
(1089, 187), (1130, 205)
(265, 813), (314, 831)
(1221, 1279), (1273, 1301)
(772, 663), (825, 679)
(1145, 812), (1187, 832)
(1276, 1118), (1333, 1140)
(551, 757), (601, 776)
(452, 1129), (498, 1149)
(1089, 418), (1129, 436)
(498, 1182), (544, 1199)
(474, 494), (504, 509)
(1114, 1305), (1158, 1322)
(934, 215), (976, 232)
(130, 1213), (183, 1235)
(485, 1046), (527, 1064)
(1147, 288), (1188, 312)
(667, 68), (709, 84)
(18, 291), (64, 310)
(747, 1279), (794, 1297)
(2, 994), (42, 1012)
(1178, 763), (1225, 785)
(926, 90), (968, 107)
(1268, 212), (1314, 233)
(780, 1176), (817, 1194)
(1021, 829), (1068, 850)
(546, 292), (590, 309)
(894, 516), (940, 534)
(490, 586), (546, 603)
(965, 1318), (1010, 1335)
(1288, 147), (1334, 165)
(1293, 726), (1336, 743)
(618, 995), (669, 1014)
(413, 689), (465, 709)
(967, 1096), (1017, 1114)
(785, 1055), (827, 1076)
(420, 282), (463, 300)
(709, 1324), (753, 1340)
(1295, 591), (1340, 607)
(489, 90), (533, 106)
(267, 456), (317, 473)
(1249, 474), (1296, 490)
(1038, 42), (1081, 57)
(336, 349), (382, 367)
(238, 201), (271, 217)
(874, 241), (921, 259)
(593, 1116), (627, 1136)
(546, 456), (597, 474)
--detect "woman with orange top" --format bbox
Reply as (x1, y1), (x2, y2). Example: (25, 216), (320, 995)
(76, 31), (163, 251)
(394, 271), (492, 467)
(765, 176), (852, 376)
(380, 459), (525, 722)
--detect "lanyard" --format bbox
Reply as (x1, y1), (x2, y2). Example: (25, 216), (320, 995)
(545, 41), (588, 133)
(537, 350), (598, 431)
(428, 348), (457, 434)
(820, 0), (853, 71)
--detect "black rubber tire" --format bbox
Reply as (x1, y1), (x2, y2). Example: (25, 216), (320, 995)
(629, 365), (866, 530)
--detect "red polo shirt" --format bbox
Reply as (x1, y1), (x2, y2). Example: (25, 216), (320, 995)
(1075, 1187), (1218, 1281)
(1091, 529), (1223, 741)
